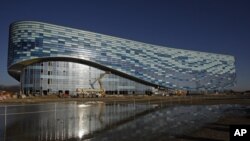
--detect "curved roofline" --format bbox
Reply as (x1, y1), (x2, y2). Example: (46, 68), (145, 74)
(8, 57), (160, 88)
(10, 20), (235, 57)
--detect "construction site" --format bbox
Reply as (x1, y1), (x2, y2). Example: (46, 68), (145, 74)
(1, 67), (192, 101)
(0, 21), (241, 141)
(6, 21), (236, 102)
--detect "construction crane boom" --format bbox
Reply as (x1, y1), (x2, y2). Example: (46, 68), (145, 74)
(90, 72), (110, 89)
(90, 71), (111, 95)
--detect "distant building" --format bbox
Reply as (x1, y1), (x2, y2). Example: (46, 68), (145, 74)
(8, 21), (236, 95)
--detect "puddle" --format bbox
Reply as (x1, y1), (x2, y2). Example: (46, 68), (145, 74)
(0, 102), (249, 141)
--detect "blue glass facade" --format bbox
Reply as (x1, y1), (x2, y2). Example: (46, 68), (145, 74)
(8, 21), (236, 94)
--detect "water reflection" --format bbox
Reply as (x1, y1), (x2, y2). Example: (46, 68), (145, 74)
(0, 103), (249, 141)
(0, 102), (152, 141)
(90, 104), (250, 141)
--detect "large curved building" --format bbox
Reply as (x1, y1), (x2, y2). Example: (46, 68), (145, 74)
(8, 21), (236, 95)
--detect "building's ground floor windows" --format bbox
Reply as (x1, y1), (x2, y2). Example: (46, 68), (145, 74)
(21, 61), (153, 95)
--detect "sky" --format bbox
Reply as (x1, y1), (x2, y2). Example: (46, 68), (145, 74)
(0, 0), (249, 91)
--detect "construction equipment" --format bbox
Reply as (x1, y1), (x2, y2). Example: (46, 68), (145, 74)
(175, 90), (187, 96)
(76, 71), (111, 98)
(76, 88), (106, 98)
(0, 91), (14, 100)
(90, 71), (111, 97)
(58, 93), (70, 98)
(152, 87), (169, 96)
(152, 87), (187, 96)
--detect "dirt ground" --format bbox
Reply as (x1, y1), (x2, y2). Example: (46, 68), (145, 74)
(1, 94), (250, 106)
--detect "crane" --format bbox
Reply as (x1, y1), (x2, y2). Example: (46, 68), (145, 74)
(90, 71), (111, 97)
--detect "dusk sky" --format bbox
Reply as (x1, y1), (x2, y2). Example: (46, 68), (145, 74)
(0, 0), (249, 91)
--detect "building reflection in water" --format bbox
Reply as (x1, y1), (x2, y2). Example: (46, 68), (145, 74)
(1, 101), (151, 141)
